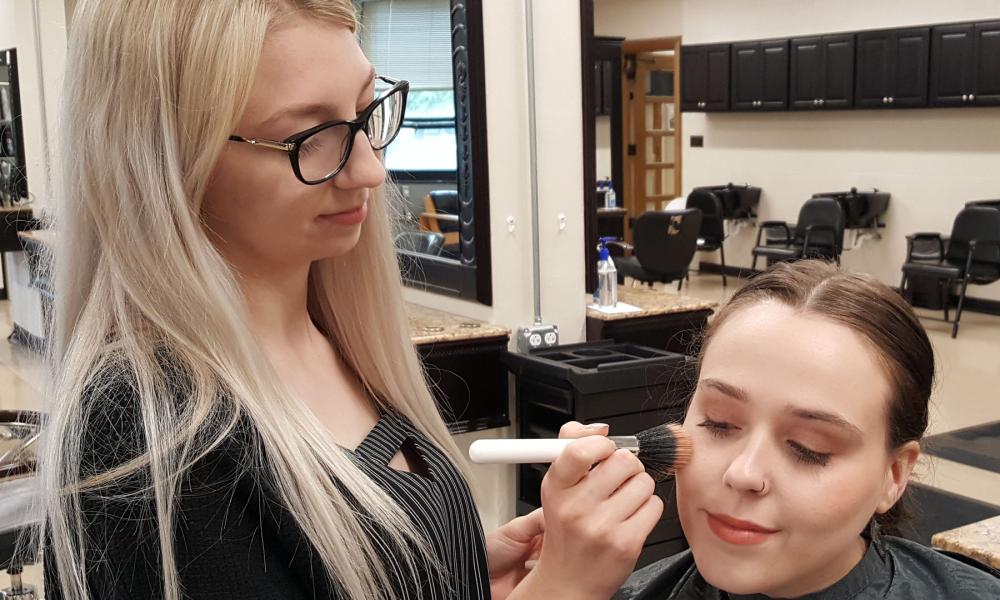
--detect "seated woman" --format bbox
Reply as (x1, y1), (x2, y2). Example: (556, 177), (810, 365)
(615, 260), (1000, 599)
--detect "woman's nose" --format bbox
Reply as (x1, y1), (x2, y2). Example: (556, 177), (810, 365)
(722, 434), (771, 495)
(334, 130), (386, 190)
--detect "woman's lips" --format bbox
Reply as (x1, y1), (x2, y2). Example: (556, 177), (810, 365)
(706, 512), (780, 546)
(319, 202), (368, 226)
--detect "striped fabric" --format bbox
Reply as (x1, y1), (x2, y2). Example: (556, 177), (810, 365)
(351, 411), (491, 600)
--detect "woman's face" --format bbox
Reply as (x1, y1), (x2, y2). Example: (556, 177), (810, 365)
(203, 17), (384, 273)
(676, 301), (918, 598)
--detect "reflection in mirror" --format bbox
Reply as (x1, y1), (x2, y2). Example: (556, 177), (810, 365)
(357, 0), (461, 262)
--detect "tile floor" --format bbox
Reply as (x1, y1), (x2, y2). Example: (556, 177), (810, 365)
(2, 271), (999, 595)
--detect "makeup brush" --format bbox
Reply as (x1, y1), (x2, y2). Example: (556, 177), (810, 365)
(469, 423), (692, 481)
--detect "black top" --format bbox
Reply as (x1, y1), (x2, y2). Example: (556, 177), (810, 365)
(613, 536), (1000, 600)
(44, 377), (490, 599)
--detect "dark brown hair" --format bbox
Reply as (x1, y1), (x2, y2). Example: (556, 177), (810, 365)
(697, 260), (934, 534)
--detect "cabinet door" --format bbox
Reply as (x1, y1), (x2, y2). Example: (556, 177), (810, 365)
(760, 40), (789, 110)
(856, 30), (893, 108)
(705, 44), (731, 111)
(790, 36), (824, 109)
(930, 23), (976, 106)
(822, 34), (855, 108)
(731, 41), (762, 110)
(681, 46), (707, 111)
(974, 21), (1000, 105)
(892, 27), (930, 107)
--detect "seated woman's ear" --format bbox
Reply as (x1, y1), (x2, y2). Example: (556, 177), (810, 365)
(875, 440), (920, 515)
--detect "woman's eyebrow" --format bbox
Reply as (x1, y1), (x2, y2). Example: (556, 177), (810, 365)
(787, 407), (864, 439)
(700, 378), (865, 439)
(699, 378), (750, 402)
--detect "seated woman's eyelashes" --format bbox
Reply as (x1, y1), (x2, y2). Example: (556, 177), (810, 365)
(696, 418), (832, 467)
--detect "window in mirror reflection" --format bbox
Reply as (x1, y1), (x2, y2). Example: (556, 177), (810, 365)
(358, 0), (456, 175)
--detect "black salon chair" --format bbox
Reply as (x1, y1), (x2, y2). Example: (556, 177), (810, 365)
(609, 209), (702, 291)
(966, 198), (1000, 210)
(751, 197), (845, 270)
(900, 206), (1000, 338)
(686, 189), (728, 286)
(394, 231), (445, 256)
(693, 183), (761, 220)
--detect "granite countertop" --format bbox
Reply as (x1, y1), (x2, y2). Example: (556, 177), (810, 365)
(586, 286), (718, 322)
(932, 515), (1000, 569)
(406, 303), (511, 345)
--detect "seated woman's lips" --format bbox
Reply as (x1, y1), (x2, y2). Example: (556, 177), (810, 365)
(706, 512), (780, 546)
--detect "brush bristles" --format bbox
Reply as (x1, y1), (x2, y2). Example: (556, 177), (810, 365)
(634, 423), (692, 482)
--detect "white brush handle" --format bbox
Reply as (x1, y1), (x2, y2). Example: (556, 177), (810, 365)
(468, 439), (576, 464)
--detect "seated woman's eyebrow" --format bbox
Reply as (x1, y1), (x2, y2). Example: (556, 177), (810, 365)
(786, 406), (864, 440)
(699, 378), (750, 403)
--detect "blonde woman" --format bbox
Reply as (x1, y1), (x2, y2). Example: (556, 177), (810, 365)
(38, 1), (664, 599)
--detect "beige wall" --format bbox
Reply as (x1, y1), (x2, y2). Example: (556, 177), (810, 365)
(403, 0), (586, 529)
(594, 0), (1000, 302)
(679, 0), (1000, 301)
(594, 0), (682, 38)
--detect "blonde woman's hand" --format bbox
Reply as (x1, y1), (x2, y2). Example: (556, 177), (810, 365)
(486, 508), (544, 599)
(510, 422), (664, 600)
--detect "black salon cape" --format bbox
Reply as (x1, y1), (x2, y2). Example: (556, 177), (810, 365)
(613, 536), (1000, 599)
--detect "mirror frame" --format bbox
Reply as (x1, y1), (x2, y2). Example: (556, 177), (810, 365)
(396, 0), (493, 306)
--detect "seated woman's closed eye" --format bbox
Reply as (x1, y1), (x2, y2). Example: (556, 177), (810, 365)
(614, 261), (1000, 600)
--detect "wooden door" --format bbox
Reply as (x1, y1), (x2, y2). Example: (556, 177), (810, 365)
(790, 36), (824, 109)
(930, 23), (975, 106)
(892, 27), (930, 107)
(856, 29), (893, 108)
(730, 41), (763, 111)
(822, 34), (856, 108)
(623, 46), (682, 226)
(974, 21), (1000, 105)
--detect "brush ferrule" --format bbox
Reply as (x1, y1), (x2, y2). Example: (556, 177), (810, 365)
(608, 436), (640, 454)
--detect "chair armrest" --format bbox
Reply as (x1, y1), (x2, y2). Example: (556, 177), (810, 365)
(420, 212), (460, 224)
(605, 240), (632, 257)
(755, 221), (792, 246)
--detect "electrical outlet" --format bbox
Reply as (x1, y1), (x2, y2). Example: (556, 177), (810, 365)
(517, 324), (559, 353)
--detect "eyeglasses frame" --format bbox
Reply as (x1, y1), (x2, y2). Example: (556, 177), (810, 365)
(227, 75), (409, 185)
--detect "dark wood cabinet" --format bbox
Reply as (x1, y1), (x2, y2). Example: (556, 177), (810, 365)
(974, 21), (1000, 105)
(593, 36), (624, 117)
(731, 39), (789, 111)
(856, 27), (930, 108)
(930, 21), (1000, 107)
(790, 34), (855, 109)
(681, 43), (729, 111)
(679, 19), (1000, 115)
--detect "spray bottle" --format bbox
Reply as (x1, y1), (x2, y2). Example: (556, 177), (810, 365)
(597, 237), (618, 307)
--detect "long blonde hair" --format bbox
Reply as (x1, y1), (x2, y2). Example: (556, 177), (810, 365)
(39, 1), (466, 598)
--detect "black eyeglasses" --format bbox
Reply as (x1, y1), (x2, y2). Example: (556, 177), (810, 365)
(228, 75), (409, 185)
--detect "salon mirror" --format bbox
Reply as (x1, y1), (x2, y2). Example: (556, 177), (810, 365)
(356, 0), (492, 305)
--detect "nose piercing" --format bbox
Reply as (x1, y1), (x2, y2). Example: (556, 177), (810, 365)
(755, 480), (767, 494)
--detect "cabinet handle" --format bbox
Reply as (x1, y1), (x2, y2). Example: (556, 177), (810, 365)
(962, 94), (969, 102)
(889, 97), (894, 104)
(970, 94), (976, 102)
(819, 99), (825, 106)
(813, 99), (819, 105)
(882, 97), (888, 104)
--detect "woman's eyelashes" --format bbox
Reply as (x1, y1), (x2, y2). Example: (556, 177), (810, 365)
(696, 418), (832, 467)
